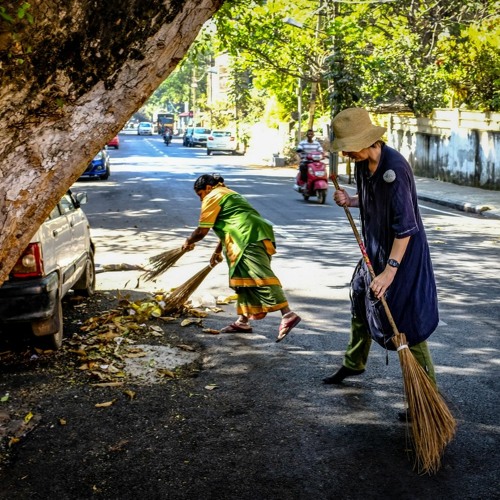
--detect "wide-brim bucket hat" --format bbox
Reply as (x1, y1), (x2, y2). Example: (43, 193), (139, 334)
(331, 108), (387, 152)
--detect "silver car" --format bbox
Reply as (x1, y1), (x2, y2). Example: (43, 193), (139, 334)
(0, 191), (95, 349)
(137, 122), (153, 135)
(187, 127), (211, 147)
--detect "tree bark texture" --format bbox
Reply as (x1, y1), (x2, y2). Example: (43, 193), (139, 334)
(0, 0), (224, 286)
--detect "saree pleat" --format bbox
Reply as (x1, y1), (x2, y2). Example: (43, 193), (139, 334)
(230, 241), (288, 317)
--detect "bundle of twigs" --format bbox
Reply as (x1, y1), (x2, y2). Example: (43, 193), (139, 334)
(330, 174), (456, 474)
(391, 333), (456, 474)
(162, 263), (217, 313)
(142, 247), (188, 281)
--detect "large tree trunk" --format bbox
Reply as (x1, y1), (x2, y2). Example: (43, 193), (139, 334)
(0, 0), (224, 285)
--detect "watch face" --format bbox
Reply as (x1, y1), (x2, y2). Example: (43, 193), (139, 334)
(388, 259), (399, 268)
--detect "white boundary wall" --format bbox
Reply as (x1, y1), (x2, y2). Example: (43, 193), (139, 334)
(377, 109), (500, 190)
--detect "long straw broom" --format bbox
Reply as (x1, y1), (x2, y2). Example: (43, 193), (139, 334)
(142, 246), (190, 281)
(331, 174), (456, 474)
(162, 262), (219, 314)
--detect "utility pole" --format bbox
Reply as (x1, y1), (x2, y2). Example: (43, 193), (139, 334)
(191, 68), (198, 126)
(329, 1), (340, 177)
(297, 77), (303, 142)
(307, 1), (322, 131)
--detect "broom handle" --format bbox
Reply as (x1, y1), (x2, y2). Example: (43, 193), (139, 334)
(330, 174), (401, 338)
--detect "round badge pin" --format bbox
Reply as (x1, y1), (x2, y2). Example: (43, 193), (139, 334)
(383, 169), (396, 183)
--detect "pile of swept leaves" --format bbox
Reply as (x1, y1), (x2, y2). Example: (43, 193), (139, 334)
(0, 290), (236, 469)
(0, 289), (236, 386)
(62, 290), (236, 386)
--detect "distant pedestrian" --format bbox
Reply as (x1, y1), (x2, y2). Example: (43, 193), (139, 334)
(182, 174), (301, 342)
(324, 108), (439, 417)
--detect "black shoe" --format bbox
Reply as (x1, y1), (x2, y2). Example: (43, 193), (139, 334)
(397, 409), (411, 422)
(323, 366), (365, 384)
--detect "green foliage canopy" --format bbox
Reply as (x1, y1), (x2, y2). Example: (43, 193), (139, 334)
(147, 0), (499, 126)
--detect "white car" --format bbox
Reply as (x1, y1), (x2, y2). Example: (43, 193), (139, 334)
(187, 127), (211, 147)
(0, 191), (95, 349)
(206, 130), (238, 155)
(137, 122), (153, 135)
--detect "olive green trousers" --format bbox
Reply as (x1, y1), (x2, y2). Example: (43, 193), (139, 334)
(343, 316), (437, 386)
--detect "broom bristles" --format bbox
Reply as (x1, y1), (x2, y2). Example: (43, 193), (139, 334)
(393, 333), (457, 474)
(142, 247), (187, 281)
(162, 264), (214, 313)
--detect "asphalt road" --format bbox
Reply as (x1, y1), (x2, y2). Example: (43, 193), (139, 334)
(83, 134), (500, 493)
(1, 134), (499, 499)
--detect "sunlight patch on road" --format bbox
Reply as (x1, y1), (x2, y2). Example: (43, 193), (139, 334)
(123, 344), (199, 385)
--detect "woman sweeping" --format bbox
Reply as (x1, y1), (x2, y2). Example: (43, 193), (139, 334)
(182, 174), (301, 342)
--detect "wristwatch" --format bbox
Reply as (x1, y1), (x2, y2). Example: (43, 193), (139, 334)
(387, 258), (400, 269)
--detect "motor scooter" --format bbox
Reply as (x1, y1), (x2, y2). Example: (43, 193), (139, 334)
(293, 151), (329, 204)
(163, 127), (172, 146)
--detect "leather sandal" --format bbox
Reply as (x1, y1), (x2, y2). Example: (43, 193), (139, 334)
(276, 312), (301, 342)
(220, 321), (253, 333)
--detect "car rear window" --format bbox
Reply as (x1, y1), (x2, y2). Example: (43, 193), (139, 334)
(213, 131), (232, 137)
(195, 128), (211, 134)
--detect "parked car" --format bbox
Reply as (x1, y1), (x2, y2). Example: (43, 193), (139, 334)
(182, 127), (194, 146)
(187, 127), (211, 147)
(107, 135), (120, 149)
(207, 130), (238, 155)
(137, 122), (153, 136)
(0, 191), (95, 349)
(80, 148), (110, 180)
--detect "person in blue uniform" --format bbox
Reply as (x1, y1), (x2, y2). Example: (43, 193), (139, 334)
(323, 108), (439, 408)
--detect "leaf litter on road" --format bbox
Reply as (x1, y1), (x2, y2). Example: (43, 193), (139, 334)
(0, 289), (235, 462)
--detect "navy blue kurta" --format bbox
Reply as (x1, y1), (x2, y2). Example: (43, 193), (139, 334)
(352, 144), (439, 348)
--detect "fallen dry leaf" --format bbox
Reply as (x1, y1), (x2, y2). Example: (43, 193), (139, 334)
(180, 318), (202, 327)
(187, 309), (208, 318)
(149, 325), (164, 336)
(8, 437), (20, 447)
(157, 368), (176, 378)
(177, 344), (195, 352)
(97, 332), (121, 341)
(209, 307), (224, 313)
(91, 382), (124, 388)
(95, 399), (117, 408)
(202, 328), (220, 335)
(69, 349), (87, 357)
(108, 439), (129, 452)
(159, 316), (177, 322)
(123, 390), (136, 400)
(217, 294), (237, 304)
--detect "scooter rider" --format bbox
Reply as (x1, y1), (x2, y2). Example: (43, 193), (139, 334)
(297, 129), (324, 183)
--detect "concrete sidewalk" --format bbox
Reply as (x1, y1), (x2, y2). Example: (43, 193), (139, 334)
(413, 176), (500, 219)
(336, 164), (500, 220)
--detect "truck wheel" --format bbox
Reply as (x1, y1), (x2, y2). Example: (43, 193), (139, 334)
(73, 249), (96, 297)
(32, 297), (63, 350)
